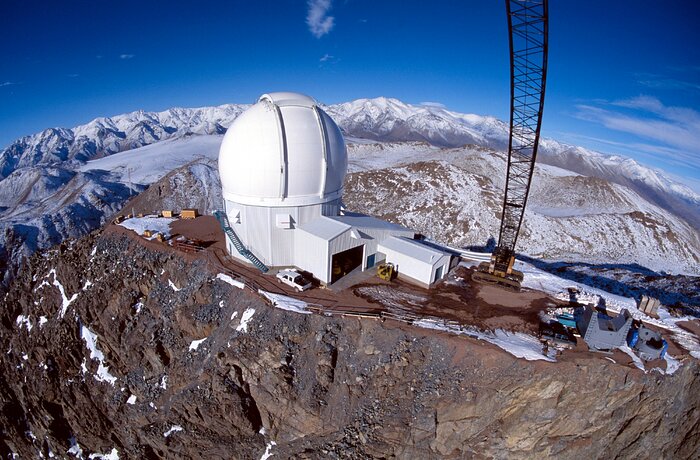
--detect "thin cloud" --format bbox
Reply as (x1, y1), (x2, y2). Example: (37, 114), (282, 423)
(120, 54), (135, 60)
(635, 70), (700, 93)
(420, 101), (447, 109)
(320, 53), (334, 62)
(0, 81), (17, 87)
(307, 0), (334, 38)
(573, 96), (700, 173)
(67, 74), (80, 78)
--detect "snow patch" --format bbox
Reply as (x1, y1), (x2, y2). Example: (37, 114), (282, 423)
(168, 279), (181, 291)
(164, 425), (183, 437)
(215, 273), (245, 289)
(189, 338), (207, 351)
(619, 345), (646, 372)
(414, 318), (553, 362)
(48, 269), (79, 318)
(160, 375), (168, 389)
(260, 441), (277, 460)
(118, 216), (175, 240)
(16, 315), (32, 332)
(133, 300), (144, 314)
(88, 448), (119, 460)
(67, 437), (84, 458)
(82, 280), (93, 291)
(664, 354), (681, 375)
(258, 290), (312, 315)
(39, 316), (48, 328)
(126, 395), (137, 405)
(236, 308), (256, 332)
(80, 325), (117, 385)
(653, 307), (700, 356)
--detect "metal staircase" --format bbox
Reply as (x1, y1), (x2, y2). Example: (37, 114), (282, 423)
(213, 210), (269, 273)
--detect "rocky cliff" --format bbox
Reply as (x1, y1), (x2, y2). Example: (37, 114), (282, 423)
(1, 227), (699, 459)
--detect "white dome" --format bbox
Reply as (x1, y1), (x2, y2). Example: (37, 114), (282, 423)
(219, 92), (347, 207)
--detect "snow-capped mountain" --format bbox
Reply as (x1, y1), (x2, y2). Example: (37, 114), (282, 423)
(0, 105), (247, 179)
(1, 97), (699, 285)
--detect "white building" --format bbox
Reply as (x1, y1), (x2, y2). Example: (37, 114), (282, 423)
(378, 237), (452, 289)
(218, 92), (451, 287)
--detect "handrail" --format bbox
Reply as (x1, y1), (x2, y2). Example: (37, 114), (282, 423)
(213, 210), (269, 273)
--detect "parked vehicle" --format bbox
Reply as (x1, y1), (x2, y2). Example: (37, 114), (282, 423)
(276, 269), (313, 292)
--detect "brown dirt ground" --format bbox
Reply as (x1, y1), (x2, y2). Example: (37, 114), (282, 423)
(110, 215), (696, 368)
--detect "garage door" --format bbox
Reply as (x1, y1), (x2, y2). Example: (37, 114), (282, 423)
(331, 245), (364, 284)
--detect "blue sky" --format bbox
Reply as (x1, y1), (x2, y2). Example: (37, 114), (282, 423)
(1, 0), (699, 191)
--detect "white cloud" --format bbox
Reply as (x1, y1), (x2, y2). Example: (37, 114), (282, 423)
(120, 54), (135, 60)
(320, 53), (334, 62)
(420, 101), (447, 109)
(307, 0), (334, 38)
(576, 98), (700, 153)
(573, 96), (700, 173)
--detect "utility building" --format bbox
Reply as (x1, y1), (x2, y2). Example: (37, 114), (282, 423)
(576, 306), (633, 351)
(217, 92), (451, 287)
(378, 236), (452, 289)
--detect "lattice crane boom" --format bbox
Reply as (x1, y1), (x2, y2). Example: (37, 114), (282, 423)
(473, 0), (548, 290)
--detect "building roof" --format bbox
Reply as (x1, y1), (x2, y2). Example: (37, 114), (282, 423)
(378, 236), (449, 264)
(329, 214), (411, 233)
(298, 213), (413, 243)
(297, 216), (351, 240)
(219, 92), (347, 207)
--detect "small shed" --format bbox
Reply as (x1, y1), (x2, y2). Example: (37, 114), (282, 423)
(377, 236), (452, 288)
(638, 295), (661, 317)
(576, 306), (633, 351)
(181, 209), (199, 219)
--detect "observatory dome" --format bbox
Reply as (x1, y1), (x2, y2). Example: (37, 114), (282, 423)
(219, 92), (347, 207)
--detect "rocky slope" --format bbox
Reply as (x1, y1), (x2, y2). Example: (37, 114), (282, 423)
(2, 227), (699, 459)
(342, 144), (700, 276)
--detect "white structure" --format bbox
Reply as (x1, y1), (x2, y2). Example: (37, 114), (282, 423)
(218, 92), (451, 286)
(296, 214), (414, 284)
(219, 92), (346, 267)
(378, 237), (452, 288)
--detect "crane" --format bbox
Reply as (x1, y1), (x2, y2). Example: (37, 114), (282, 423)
(472, 0), (549, 291)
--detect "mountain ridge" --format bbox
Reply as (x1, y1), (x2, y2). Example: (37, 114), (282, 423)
(3, 97), (697, 218)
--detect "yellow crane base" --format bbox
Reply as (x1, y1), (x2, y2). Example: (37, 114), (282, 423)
(471, 262), (523, 292)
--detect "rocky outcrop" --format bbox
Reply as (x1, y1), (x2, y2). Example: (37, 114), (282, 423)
(2, 228), (699, 458)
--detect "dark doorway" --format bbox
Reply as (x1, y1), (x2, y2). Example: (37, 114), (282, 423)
(331, 245), (364, 283)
